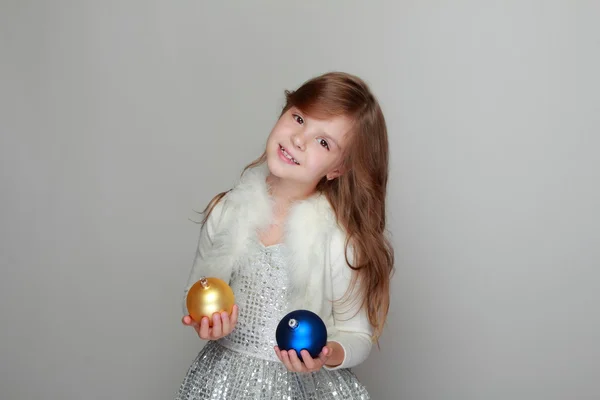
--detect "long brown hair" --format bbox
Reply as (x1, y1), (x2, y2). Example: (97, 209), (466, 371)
(201, 72), (394, 340)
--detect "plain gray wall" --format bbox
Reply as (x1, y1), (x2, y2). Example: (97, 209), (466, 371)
(1, 1), (598, 399)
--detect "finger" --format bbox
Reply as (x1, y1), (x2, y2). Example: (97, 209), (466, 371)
(190, 316), (202, 334)
(192, 321), (201, 335)
(182, 315), (196, 326)
(279, 350), (295, 371)
(220, 311), (230, 334)
(274, 346), (283, 362)
(211, 313), (223, 338)
(301, 350), (317, 370)
(230, 305), (239, 327)
(287, 350), (306, 372)
(199, 317), (210, 339)
(318, 346), (331, 365)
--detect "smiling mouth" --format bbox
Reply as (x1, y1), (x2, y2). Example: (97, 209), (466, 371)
(279, 144), (300, 165)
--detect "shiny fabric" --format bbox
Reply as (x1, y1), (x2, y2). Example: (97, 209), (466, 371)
(217, 242), (291, 362)
(175, 241), (370, 399)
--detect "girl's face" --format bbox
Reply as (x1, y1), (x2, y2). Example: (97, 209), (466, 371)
(265, 107), (353, 190)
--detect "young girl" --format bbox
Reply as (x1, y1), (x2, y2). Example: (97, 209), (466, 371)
(176, 71), (394, 399)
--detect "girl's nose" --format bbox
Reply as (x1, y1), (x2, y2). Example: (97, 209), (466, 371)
(291, 132), (306, 151)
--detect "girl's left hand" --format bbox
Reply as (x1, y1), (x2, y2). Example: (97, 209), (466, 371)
(274, 344), (333, 373)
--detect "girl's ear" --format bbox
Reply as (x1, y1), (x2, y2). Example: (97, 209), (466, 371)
(326, 166), (346, 181)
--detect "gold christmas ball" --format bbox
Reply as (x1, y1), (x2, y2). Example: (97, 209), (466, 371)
(186, 277), (235, 325)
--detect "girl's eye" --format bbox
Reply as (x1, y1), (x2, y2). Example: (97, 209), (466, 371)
(292, 114), (304, 125)
(318, 138), (330, 150)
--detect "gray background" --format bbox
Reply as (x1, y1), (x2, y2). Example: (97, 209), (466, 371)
(1, 1), (598, 399)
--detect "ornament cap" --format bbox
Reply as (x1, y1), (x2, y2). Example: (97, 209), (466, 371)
(199, 277), (209, 288)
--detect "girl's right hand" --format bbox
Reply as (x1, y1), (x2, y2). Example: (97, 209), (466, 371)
(181, 305), (239, 340)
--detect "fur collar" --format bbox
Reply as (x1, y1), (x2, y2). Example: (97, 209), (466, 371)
(201, 164), (340, 314)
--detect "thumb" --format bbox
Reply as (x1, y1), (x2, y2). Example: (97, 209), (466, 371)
(319, 346), (333, 363)
(182, 315), (194, 325)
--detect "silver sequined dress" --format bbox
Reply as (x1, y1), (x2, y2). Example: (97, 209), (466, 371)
(175, 241), (370, 400)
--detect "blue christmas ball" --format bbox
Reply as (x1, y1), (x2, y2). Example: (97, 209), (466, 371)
(276, 309), (327, 360)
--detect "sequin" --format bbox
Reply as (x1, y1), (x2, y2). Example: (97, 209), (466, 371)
(175, 241), (370, 399)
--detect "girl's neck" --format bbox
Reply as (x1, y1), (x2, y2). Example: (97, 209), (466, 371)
(266, 174), (317, 207)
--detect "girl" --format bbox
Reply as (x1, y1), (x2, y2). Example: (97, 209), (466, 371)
(176, 71), (394, 399)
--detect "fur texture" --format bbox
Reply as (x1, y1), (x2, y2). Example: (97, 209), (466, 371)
(194, 164), (343, 317)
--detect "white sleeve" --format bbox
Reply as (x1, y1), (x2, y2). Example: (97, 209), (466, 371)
(324, 235), (374, 370)
(181, 199), (226, 315)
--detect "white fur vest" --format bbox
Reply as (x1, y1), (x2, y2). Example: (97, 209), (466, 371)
(184, 164), (350, 320)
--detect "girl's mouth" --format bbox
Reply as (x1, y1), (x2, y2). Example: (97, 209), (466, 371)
(279, 144), (299, 165)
